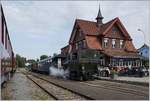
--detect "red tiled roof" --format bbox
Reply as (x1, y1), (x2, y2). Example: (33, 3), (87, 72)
(85, 36), (102, 50)
(76, 18), (116, 36)
(76, 19), (99, 35)
(102, 50), (139, 58)
(124, 40), (137, 52)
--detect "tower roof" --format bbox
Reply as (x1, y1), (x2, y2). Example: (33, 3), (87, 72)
(96, 4), (104, 27)
(96, 4), (104, 20)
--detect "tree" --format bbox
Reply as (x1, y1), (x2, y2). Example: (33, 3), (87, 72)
(36, 58), (39, 62)
(53, 53), (57, 57)
(16, 54), (26, 68)
(40, 55), (48, 60)
(142, 59), (149, 68)
(27, 59), (36, 64)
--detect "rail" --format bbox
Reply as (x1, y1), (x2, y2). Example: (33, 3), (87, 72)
(22, 71), (94, 100)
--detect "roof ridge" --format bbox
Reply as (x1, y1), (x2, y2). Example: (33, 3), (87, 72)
(143, 44), (149, 47)
(102, 17), (118, 27)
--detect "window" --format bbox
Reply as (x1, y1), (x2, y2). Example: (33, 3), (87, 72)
(83, 40), (86, 48)
(130, 61), (132, 66)
(104, 38), (108, 48)
(120, 40), (124, 48)
(76, 43), (78, 50)
(78, 41), (82, 49)
(76, 40), (85, 50)
(112, 59), (116, 66)
(145, 51), (147, 54)
(118, 59), (123, 66)
(112, 39), (116, 48)
(136, 60), (139, 66)
(125, 61), (128, 66)
(128, 61), (130, 66)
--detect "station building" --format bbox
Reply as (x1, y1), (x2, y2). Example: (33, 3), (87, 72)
(61, 6), (142, 71)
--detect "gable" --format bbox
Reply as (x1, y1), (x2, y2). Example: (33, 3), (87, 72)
(69, 20), (86, 44)
(105, 24), (125, 39)
(102, 17), (131, 40)
(73, 28), (85, 43)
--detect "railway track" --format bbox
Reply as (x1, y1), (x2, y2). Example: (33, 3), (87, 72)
(21, 70), (148, 100)
(22, 71), (93, 100)
(79, 80), (149, 97)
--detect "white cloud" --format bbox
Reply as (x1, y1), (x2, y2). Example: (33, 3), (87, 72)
(1, 1), (149, 59)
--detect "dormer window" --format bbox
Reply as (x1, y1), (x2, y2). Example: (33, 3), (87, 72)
(104, 38), (108, 48)
(120, 40), (124, 48)
(112, 39), (116, 48)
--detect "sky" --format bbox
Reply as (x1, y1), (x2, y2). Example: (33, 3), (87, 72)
(1, 1), (150, 59)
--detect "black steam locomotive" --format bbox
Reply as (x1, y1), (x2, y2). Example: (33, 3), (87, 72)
(30, 50), (102, 81)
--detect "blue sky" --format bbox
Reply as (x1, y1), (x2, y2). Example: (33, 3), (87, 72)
(2, 1), (150, 59)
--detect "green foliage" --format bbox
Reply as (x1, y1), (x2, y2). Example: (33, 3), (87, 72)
(36, 58), (39, 62)
(142, 59), (149, 68)
(27, 59), (36, 64)
(40, 55), (48, 60)
(16, 54), (26, 68)
(53, 53), (57, 57)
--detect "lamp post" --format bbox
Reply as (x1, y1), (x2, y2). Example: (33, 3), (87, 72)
(137, 29), (146, 45)
(137, 29), (146, 67)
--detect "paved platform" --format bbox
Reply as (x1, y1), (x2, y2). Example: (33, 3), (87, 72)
(94, 76), (149, 86)
(117, 76), (149, 83)
(1, 71), (53, 100)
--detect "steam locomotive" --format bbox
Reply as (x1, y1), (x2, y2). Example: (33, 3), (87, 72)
(30, 52), (99, 81)
(1, 4), (16, 85)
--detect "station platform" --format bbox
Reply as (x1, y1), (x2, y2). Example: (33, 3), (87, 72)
(94, 76), (149, 86)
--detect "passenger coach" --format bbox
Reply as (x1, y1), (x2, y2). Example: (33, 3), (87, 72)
(0, 4), (16, 85)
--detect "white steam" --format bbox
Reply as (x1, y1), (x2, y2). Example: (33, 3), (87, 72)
(49, 66), (69, 79)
